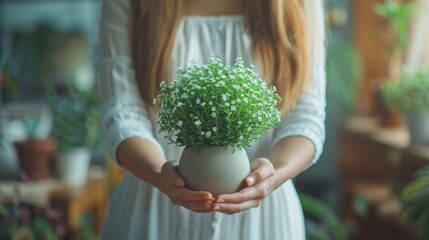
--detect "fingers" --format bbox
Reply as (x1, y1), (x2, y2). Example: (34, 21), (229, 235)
(245, 158), (275, 187)
(160, 161), (214, 212)
(171, 197), (213, 212)
(212, 199), (261, 215)
(212, 158), (278, 214)
(161, 161), (185, 187)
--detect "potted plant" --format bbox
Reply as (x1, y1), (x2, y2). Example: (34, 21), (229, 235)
(155, 58), (281, 196)
(401, 166), (429, 240)
(47, 68), (100, 187)
(374, 0), (415, 128)
(5, 103), (57, 181)
(381, 68), (429, 146)
(299, 193), (349, 240)
(0, 194), (65, 240)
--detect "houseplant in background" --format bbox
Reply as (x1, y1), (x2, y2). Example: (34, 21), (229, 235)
(155, 58), (281, 196)
(47, 64), (100, 187)
(299, 193), (349, 240)
(0, 195), (65, 240)
(401, 166), (429, 240)
(381, 68), (429, 146)
(375, 0), (415, 80)
(374, 0), (415, 128)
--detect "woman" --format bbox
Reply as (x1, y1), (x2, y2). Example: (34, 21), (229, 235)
(99, 0), (325, 239)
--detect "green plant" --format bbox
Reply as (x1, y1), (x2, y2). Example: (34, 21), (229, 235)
(299, 193), (349, 240)
(326, 40), (362, 118)
(47, 83), (100, 152)
(375, 0), (415, 57)
(401, 166), (429, 240)
(381, 68), (429, 113)
(154, 58), (281, 149)
(0, 194), (65, 240)
(0, 49), (19, 102)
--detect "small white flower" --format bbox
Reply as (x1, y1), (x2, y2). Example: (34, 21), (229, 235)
(258, 116), (262, 121)
(238, 121), (242, 125)
(201, 102), (206, 107)
(211, 112), (216, 117)
(212, 127), (218, 132)
(206, 131), (212, 137)
(231, 106), (236, 111)
(196, 98), (201, 104)
(195, 120), (202, 126)
(209, 101), (213, 105)
(239, 136), (244, 140)
(211, 107), (216, 111)
(177, 121), (183, 126)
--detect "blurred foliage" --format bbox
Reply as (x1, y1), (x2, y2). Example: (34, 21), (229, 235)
(0, 196), (64, 240)
(300, 193), (349, 240)
(46, 82), (100, 152)
(326, 40), (363, 118)
(401, 166), (429, 240)
(381, 68), (429, 113)
(0, 48), (19, 101)
(375, 0), (415, 55)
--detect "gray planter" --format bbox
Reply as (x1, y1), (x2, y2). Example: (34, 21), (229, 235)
(406, 112), (429, 146)
(179, 146), (251, 196)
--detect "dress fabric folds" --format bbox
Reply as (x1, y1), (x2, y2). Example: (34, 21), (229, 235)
(99, 0), (326, 239)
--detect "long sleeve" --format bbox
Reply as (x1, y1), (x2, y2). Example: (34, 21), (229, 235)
(98, 0), (164, 163)
(271, 0), (326, 167)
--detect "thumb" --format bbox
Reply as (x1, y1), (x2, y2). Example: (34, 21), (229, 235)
(161, 160), (185, 187)
(245, 158), (273, 187)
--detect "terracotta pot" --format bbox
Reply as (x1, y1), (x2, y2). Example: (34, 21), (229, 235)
(14, 138), (57, 180)
(179, 146), (251, 196)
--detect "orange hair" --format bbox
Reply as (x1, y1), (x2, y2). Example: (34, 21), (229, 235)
(132, 0), (310, 114)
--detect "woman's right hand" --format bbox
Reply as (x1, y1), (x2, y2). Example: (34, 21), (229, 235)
(160, 161), (214, 213)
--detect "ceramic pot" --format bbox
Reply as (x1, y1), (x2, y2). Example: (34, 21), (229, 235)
(179, 146), (251, 196)
(56, 148), (91, 187)
(14, 138), (57, 180)
(406, 112), (429, 146)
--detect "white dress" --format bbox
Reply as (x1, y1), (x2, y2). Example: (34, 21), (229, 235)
(98, 0), (326, 239)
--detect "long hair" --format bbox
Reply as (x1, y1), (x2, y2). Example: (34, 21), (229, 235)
(132, 0), (310, 114)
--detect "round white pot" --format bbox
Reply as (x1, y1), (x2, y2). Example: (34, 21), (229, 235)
(178, 146), (251, 196)
(56, 148), (91, 187)
(406, 112), (429, 146)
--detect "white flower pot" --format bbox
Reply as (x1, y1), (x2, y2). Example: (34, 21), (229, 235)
(56, 148), (91, 187)
(406, 112), (429, 146)
(178, 146), (251, 196)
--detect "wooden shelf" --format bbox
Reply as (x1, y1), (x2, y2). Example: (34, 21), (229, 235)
(339, 116), (428, 240)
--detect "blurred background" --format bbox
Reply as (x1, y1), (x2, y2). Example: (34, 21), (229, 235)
(1, 0), (428, 239)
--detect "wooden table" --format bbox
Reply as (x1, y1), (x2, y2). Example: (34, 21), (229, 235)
(49, 174), (110, 239)
(339, 116), (429, 240)
(0, 170), (110, 240)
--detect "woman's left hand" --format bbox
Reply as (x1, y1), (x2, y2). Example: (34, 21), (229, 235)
(211, 158), (279, 214)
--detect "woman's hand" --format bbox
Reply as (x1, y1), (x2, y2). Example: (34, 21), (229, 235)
(211, 158), (279, 215)
(160, 161), (215, 213)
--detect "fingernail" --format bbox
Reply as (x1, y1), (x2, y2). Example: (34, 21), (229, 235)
(216, 198), (224, 203)
(213, 205), (220, 210)
(246, 176), (255, 186)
